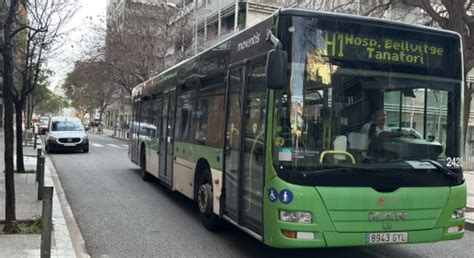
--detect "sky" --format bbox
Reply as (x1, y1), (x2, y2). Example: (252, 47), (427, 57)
(46, 0), (108, 92)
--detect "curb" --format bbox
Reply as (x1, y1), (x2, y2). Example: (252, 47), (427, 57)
(46, 154), (90, 257)
(106, 135), (129, 142)
(45, 155), (90, 257)
(38, 133), (90, 258)
(89, 130), (129, 142)
(466, 221), (474, 231)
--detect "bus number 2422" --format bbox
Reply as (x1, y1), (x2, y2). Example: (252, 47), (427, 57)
(446, 157), (462, 167)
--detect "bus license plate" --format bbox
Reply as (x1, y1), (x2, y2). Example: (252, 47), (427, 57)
(366, 232), (408, 244)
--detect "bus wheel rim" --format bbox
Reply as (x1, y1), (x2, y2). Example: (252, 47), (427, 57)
(198, 184), (211, 214)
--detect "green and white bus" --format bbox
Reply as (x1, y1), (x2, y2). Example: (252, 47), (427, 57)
(129, 9), (466, 248)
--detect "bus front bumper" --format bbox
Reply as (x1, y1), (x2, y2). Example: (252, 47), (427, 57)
(265, 226), (464, 248)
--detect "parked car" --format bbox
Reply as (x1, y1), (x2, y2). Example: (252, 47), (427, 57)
(38, 117), (49, 135)
(32, 116), (40, 125)
(45, 117), (89, 153)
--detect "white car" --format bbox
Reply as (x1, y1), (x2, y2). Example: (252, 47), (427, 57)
(45, 117), (89, 153)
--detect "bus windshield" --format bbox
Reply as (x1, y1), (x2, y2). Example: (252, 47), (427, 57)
(273, 16), (462, 177)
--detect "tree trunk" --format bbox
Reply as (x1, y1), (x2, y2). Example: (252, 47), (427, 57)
(113, 110), (118, 137)
(99, 106), (106, 133)
(14, 98), (26, 173)
(26, 96), (33, 129)
(2, 66), (17, 233)
(2, 0), (20, 234)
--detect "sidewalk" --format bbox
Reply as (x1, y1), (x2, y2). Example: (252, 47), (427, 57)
(0, 130), (88, 257)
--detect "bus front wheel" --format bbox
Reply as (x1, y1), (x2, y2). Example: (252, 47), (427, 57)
(198, 170), (220, 231)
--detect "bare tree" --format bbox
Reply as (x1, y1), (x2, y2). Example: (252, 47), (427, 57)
(12, 0), (76, 173)
(1, 0), (22, 234)
(105, 2), (192, 96)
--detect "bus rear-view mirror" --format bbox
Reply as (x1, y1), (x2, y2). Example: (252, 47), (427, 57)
(266, 50), (288, 90)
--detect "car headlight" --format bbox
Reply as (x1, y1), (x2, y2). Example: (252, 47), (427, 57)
(82, 136), (88, 141)
(452, 207), (465, 219)
(49, 136), (57, 141)
(279, 210), (312, 224)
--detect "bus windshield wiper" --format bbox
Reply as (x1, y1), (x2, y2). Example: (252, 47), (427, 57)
(302, 165), (401, 176)
(302, 166), (352, 176)
(420, 159), (459, 182)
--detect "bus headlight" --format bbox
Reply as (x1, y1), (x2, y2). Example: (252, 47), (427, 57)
(279, 210), (312, 224)
(451, 207), (465, 219)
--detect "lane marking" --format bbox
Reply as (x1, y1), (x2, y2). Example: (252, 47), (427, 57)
(122, 144), (129, 148)
(92, 143), (104, 147)
(107, 144), (120, 148)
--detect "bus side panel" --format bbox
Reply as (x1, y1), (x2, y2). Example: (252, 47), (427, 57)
(145, 145), (159, 178)
(211, 168), (223, 215)
(173, 157), (195, 199)
(173, 141), (223, 212)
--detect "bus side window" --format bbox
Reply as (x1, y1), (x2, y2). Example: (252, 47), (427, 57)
(152, 95), (162, 143)
(195, 77), (225, 148)
(176, 83), (196, 142)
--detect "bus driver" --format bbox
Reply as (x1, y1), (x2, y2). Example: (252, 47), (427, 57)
(360, 109), (409, 138)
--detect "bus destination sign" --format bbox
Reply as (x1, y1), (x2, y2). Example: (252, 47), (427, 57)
(323, 31), (446, 66)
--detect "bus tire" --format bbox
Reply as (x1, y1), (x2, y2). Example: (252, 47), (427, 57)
(140, 146), (152, 181)
(198, 170), (220, 231)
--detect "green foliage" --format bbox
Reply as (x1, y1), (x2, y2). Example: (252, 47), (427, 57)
(62, 71), (98, 111)
(32, 70), (52, 104)
(36, 92), (69, 115)
(29, 69), (68, 115)
(18, 215), (42, 234)
(62, 59), (120, 114)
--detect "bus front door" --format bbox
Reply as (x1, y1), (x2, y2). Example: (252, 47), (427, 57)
(159, 90), (176, 186)
(224, 63), (266, 235)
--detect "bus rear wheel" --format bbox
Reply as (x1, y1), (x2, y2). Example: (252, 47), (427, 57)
(198, 170), (220, 231)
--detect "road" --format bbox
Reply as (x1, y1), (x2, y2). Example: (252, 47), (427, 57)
(49, 133), (474, 257)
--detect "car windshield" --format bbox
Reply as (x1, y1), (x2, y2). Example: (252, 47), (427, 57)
(51, 121), (84, 131)
(273, 17), (462, 173)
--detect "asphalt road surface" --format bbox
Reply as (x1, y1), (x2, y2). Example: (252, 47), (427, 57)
(48, 133), (474, 257)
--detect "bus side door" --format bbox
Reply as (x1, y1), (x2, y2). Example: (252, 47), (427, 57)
(159, 89), (176, 186)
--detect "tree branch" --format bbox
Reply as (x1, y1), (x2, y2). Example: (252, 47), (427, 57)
(10, 25), (47, 39)
(363, 0), (393, 16)
(402, 0), (448, 28)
